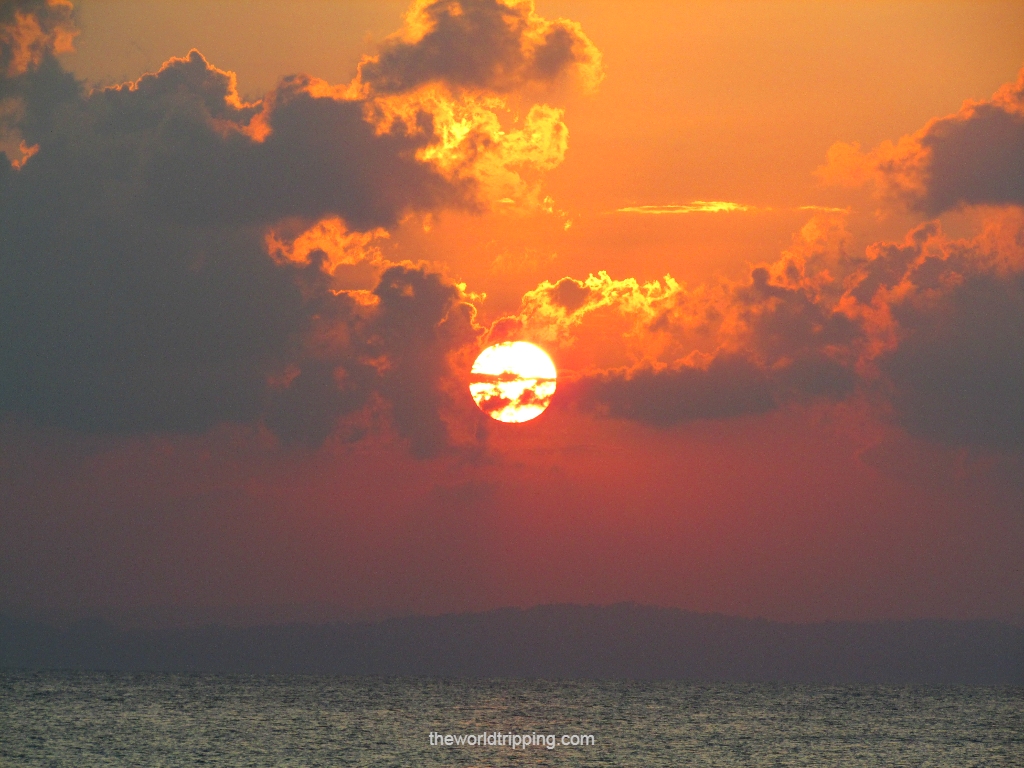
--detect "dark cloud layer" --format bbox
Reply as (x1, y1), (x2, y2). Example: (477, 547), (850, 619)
(0, 8), (483, 451)
(574, 355), (775, 425)
(874, 236), (1024, 451)
(571, 353), (856, 428)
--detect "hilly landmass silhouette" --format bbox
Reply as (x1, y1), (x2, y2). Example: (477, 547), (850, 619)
(3, 604), (1021, 684)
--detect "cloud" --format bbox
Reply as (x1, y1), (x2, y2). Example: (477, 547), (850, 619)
(616, 201), (753, 214)
(0, 0), (76, 162)
(818, 64), (1024, 214)
(0, 44), (465, 437)
(369, 91), (570, 209)
(355, 0), (602, 96)
(513, 209), (1024, 449)
(260, 264), (481, 455)
(491, 271), (685, 347)
(0, 1), (608, 452)
(0, 0), (76, 79)
(862, 213), (1024, 451)
(797, 206), (849, 214)
(350, 0), (602, 211)
(492, 215), (862, 425)
(879, 270), (1024, 451)
(615, 203), (853, 216)
(367, 265), (482, 455)
(560, 276), (859, 427)
(571, 354), (775, 425)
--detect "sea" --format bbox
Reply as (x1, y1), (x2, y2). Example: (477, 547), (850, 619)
(1, 672), (1021, 767)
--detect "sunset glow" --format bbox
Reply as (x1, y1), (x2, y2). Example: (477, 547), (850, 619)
(1, 0), (1022, 635)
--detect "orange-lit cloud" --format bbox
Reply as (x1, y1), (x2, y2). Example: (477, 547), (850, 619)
(491, 271), (685, 349)
(265, 217), (388, 270)
(498, 207), (1024, 451)
(797, 205), (849, 213)
(615, 203), (852, 216)
(348, 0), (600, 212)
(494, 212), (857, 361)
(0, 1), (77, 165)
(369, 89), (570, 210)
(8, 138), (36, 168)
(0, 0), (76, 77)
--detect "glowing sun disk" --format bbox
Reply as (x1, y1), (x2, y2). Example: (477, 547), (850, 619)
(470, 341), (557, 423)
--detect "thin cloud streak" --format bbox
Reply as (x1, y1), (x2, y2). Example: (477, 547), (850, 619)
(615, 202), (852, 215)
(616, 201), (752, 214)
(798, 205), (850, 213)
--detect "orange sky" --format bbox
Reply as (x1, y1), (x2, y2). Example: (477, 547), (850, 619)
(2, 0), (1023, 627)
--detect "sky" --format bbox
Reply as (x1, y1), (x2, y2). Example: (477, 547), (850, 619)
(1, 0), (1023, 628)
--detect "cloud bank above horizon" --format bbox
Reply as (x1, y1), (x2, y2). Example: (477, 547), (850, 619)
(1, 0), (1023, 458)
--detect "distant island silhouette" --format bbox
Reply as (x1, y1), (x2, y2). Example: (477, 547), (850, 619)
(3, 604), (1021, 684)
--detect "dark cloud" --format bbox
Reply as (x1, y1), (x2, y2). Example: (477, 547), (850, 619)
(569, 351), (857, 428)
(920, 96), (1024, 214)
(0, 0), (605, 452)
(0, 8), (483, 451)
(873, 248), (1024, 451)
(356, 0), (601, 95)
(264, 266), (481, 455)
(834, 216), (1024, 451)
(819, 65), (1024, 215)
(772, 353), (858, 402)
(572, 355), (776, 426)
(49, 53), (460, 231)
(546, 276), (593, 312)
(846, 224), (936, 305)
(736, 265), (861, 364)
(370, 266), (481, 456)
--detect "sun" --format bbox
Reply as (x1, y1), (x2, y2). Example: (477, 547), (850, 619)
(469, 341), (557, 423)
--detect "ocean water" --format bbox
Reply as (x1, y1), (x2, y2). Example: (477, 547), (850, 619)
(1, 672), (1021, 767)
